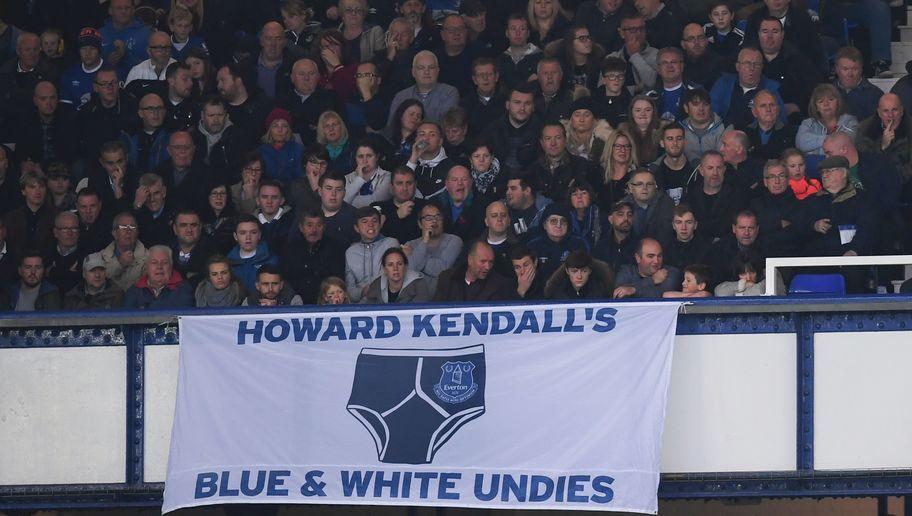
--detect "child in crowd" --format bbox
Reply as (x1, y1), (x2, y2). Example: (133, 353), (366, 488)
(703, 1), (743, 61)
(345, 206), (400, 302)
(663, 263), (713, 298)
(593, 57), (632, 128)
(168, 6), (208, 60)
(782, 148), (821, 200)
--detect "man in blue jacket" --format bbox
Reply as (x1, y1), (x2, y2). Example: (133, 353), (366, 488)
(710, 47), (784, 131)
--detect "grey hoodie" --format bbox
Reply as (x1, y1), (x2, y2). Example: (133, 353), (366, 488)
(344, 235), (400, 302)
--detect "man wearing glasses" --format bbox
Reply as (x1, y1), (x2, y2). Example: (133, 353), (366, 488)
(123, 93), (171, 174)
(100, 211), (147, 291)
(606, 14), (657, 94)
(710, 46), (785, 130)
(124, 31), (175, 94)
(622, 169), (674, 246)
(78, 67), (136, 162)
(45, 211), (85, 294)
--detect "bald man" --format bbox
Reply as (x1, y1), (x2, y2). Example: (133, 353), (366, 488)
(240, 21), (304, 100)
(124, 31), (176, 87)
(856, 93), (912, 184)
(16, 81), (80, 165)
(0, 33), (59, 141)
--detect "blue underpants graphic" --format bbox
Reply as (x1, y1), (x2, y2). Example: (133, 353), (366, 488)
(347, 345), (486, 464)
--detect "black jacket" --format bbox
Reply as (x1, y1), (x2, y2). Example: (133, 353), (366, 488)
(483, 115), (543, 175)
(795, 186), (877, 256)
(277, 87), (341, 145)
(544, 258), (616, 300)
(281, 235), (347, 304)
(433, 264), (514, 302)
(77, 93), (139, 161)
(15, 104), (81, 165)
(686, 181), (747, 243)
(460, 90), (507, 138)
(191, 125), (247, 185)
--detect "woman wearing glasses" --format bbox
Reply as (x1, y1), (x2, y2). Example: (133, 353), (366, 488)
(591, 128), (638, 211)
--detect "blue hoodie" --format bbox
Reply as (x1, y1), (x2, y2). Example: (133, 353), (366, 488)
(100, 18), (152, 71)
(228, 242), (279, 292)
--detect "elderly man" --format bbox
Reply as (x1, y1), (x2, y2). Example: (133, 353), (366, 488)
(123, 244), (193, 308)
(681, 23), (723, 90)
(433, 239), (513, 301)
(799, 155), (875, 258)
(132, 173), (173, 247)
(63, 253), (124, 310)
(719, 130), (764, 195)
(533, 57), (571, 122)
(124, 31), (176, 93)
(648, 47), (699, 122)
(0, 32), (58, 139)
(241, 21), (302, 100)
(44, 211), (85, 294)
(153, 131), (208, 209)
(122, 92), (171, 174)
(749, 159), (800, 257)
(710, 47), (785, 131)
(387, 50), (460, 126)
(437, 165), (486, 242)
(745, 89), (795, 160)
(100, 211), (148, 291)
(278, 57), (341, 144)
(613, 237), (680, 298)
(623, 169), (674, 247)
(434, 14), (477, 97)
(856, 93), (912, 184)
(460, 57), (507, 138)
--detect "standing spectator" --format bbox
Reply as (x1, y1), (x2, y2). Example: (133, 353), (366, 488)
(686, 150), (745, 243)
(123, 245), (194, 309)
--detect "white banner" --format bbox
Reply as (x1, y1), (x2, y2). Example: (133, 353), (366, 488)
(163, 302), (679, 514)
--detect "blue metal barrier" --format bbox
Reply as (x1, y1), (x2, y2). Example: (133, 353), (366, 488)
(2, 296), (912, 510)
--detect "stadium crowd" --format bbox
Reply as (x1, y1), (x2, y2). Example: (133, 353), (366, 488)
(0, 0), (910, 310)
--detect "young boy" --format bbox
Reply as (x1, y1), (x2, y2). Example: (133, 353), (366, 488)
(228, 215), (279, 291)
(168, 6), (208, 60)
(593, 57), (632, 128)
(663, 263), (712, 298)
(703, 1), (743, 62)
(345, 206), (399, 302)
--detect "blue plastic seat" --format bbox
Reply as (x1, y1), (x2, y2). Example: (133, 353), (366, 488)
(788, 274), (847, 296)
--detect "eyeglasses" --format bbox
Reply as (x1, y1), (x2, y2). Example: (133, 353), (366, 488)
(682, 35), (707, 43)
(613, 143), (632, 149)
(420, 215), (442, 221)
(621, 26), (645, 33)
(117, 224), (137, 231)
(355, 72), (379, 78)
(603, 73), (625, 81)
(629, 181), (657, 188)
(574, 34), (592, 41)
(737, 60), (763, 69)
(764, 173), (788, 181)
(546, 218), (567, 226)
(209, 191), (228, 197)
(307, 159), (328, 166)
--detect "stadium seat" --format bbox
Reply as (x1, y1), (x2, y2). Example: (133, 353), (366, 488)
(788, 274), (847, 296)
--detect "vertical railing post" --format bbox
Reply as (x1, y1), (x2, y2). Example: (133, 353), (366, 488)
(124, 324), (145, 486)
(796, 312), (815, 472)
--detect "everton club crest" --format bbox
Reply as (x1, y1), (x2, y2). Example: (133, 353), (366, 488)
(434, 361), (478, 404)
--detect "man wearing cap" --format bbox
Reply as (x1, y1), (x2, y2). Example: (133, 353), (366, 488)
(613, 236), (680, 298)
(63, 252), (124, 310)
(529, 122), (595, 203)
(59, 27), (107, 109)
(593, 199), (639, 271)
(526, 203), (589, 281)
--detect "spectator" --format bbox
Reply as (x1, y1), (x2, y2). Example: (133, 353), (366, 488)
(533, 57), (572, 123)
(345, 140), (391, 208)
(681, 88), (726, 162)
(531, 122), (593, 204)
(707, 209), (767, 286)
(403, 202), (463, 293)
(527, 203), (589, 280)
(528, 0), (571, 48)
(663, 263), (712, 298)
(756, 17), (822, 119)
(781, 148), (821, 201)
(167, 6), (207, 61)
(710, 46), (785, 131)
(17, 81), (80, 167)
(242, 264), (304, 306)
(545, 248), (615, 299)
(703, 1), (742, 62)
(376, 17), (418, 98)
(663, 203), (710, 270)
(162, 63), (197, 132)
(681, 23), (723, 91)
(259, 107), (304, 185)
(619, 94), (662, 165)
(183, 48), (216, 97)
(796, 84), (858, 156)
(317, 276), (350, 305)
(719, 129), (764, 194)
(282, 209), (346, 304)
(384, 99), (425, 167)
(713, 250), (769, 296)
(199, 181), (237, 255)
(744, 0), (826, 75)
(505, 173), (551, 237)
(497, 13), (542, 91)
(155, 131), (208, 209)
(100, 211), (147, 291)
(123, 93), (171, 174)
(58, 27), (106, 109)
(100, 0), (152, 71)
(650, 123), (693, 206)
(231, 152), (265, 216)
(318, 172), (358, 245)
(76, 188), (112, 254)
(278, 57), (340, 146)
(562, 97), (612, 163)
(856, 93), (912, 184)
(745, 89), (795, 160)
(317, 110), (355, 172)
(467, 140), (506, 200)
(4, 169), (56, 257)
(607, 14), (656, 95)
(592, 56), (632, 127)
(442, 107), (470, 166)
(593, 199), (637, 271)
(509, 243), (545, 300)
(388, 50), (459, 126)
(591, 128), (637, 212)
(45, 211), (84, 295)
(169, 209), (213, 288)
(373, 166), (425, 244)
(0, 145), (23, 217)
(435, 14), (478, 97)
(407, 121), (456, 199)
(192, 98), (243, 183)
(228, 215), (279, 292)
(750, 159), (800, 258)
(132, 173), (173, 247)
(290, 144), (329, 211)
(686, 150), (744, 243)
(484, 84), (543, 175)
(460, 57), (506, 137)
(2, 251), (61, 311)
(63, 252), (125, 310)
(78, 67), (137, 164)
(361, 246), (431, 303)
(648, 47), (699, 122)
(613, 236), (680, 298)
(438, 165), (486, 242)
(281, 0), (323, 53)
(124, 31), (176, 94)
(0, 33), (59, 142)
(834, 46), (881, 123)
(216, 63), (274, 146)
(240, 21), (302, 101)
(623, 168), (674, 246)
(573, 0), (633, 53)
(194, 254), (246, 308)
(480, 200), (518, 277)
(347, 61), (387, 138)
(399, 0), (440, 52)
(123, 244), (194, 309)
(345, 205), (400, 302)
(433, 239), (513, 301)
(46, 163), (75, 211)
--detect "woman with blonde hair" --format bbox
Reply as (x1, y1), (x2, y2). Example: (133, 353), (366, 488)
(316, 110), (354, 172)
(561, 96), (613, 162)
(527, 0), (571, 48)
(796, 84), (858, 156)
(590, 129), (638, 211)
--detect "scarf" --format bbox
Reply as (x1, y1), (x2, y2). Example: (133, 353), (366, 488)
(327, 138), (348, 160)
(471, 157), (501, 195)
(195, 280), (243, 307)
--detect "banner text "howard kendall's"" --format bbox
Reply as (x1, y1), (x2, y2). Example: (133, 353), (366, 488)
(236, 308), (617, 345)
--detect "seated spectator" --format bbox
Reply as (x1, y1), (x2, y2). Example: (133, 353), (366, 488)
(745, 89), (796, 160)
(16, 81), (80, 166)
(663, 203), (710, 270)
(167, 6), (207, 61)
(282, 209), (346, 304)
(743, 0), (826, 75)
(45, 211), (84, 295)
(238, 22), (303, 102)
(856, 93), (912, 185)
(228, 215), (279, 292)
(505, 173), (550, 238)
(123, 244), (194, 309)
(122, 93), (171, 174)
(407, 121), (456, 199)
(720, 130), (764, 194)
(317, 276), (350, 305)
(567, 180), (602, 248)
(132, 173), (174, 247)
(63, 252), (125, 310)
(650, 123), (694, 206)
(1, 251), (61, 311)
(528, 0), (571, 48)
(438, 165), (486, 242)
(315, 30), (358, 106)
(216, 63), (274, 147)
(46, 163), (75, 211)
(606, 14), (657, 95)
(433, 239), (513, 302)
(663, 263), (712, 298)
(347, 61), (387, 138)
(58, 28), (106, 109)
(544, 248), (615, 300)
(618, 95), (662, 164)
(200, 181), (238, 255)
(751, 160), (800, 257)
(496, 13), (542, 91)
(78, 67), (137, 163)
(193, 98), (243, 183)
(154, 131), (208, 210)
(460, 57), (506, 138)
(710, 46), (784, 131)
(591, 129), (637, 212)
(681, 23), (723, 91)
(259, 108), (304, 185)
(713, 251), (768, 296)
(345, 206), (400, 302)
(388, 50), (459, 125)
(647, 47), (699, 123)
(169, 209), (214, 288)
(403, 202), (463, 293)
(345, 139), (391, 208)
(317, 110), (354, 172)
(533, 58), (572, 123)
(318, 172), (358, 245)
(686, 150), (745, 243)
(781, 148), (821, 200)
(756, 17), (822, 120)
(681, 88), (726, 162)
(100, 0), (152, 72)
(623, 169), (674, 247)
(531, 122), (594, 204)
(483, 84), (542, 175)
(383, 99), (424, 168)
(834, 46), (881, 122)
(231, 152), (264, 216)
(194, 254), (246, 308)
(441, 107), (470, 165)
(162, 63), (198, 132)
(796, 84), (858, 156)
(592, 57), (632, 128)
(467, 140), (506, 200)
(707, 209), (766, 286)
(527, 203), (589, 280)
(361, 247), (431, 304)
(593, 199), (638, 271)
(253, 180), (295, 253)
(124, 31), (176, 95)
(75, 188), (113, 255)
(613, 236), (681, 298)
(242, 264), (304, 306)
(281, 0), (323, 53)
(5, 168), (57, 257)
(562, 97), (612, 163)
(100, 211), (147, 291)
(290, 144), (329, 211)
(509, 243), (545, 300)
(704, 1), (743, 62)
(478, 200), (519, 277)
